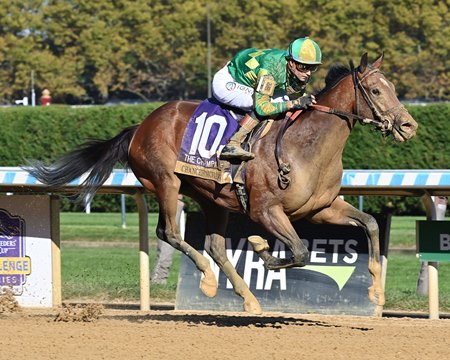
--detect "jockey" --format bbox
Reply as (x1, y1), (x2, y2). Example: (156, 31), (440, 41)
(212, 37), (322, 161)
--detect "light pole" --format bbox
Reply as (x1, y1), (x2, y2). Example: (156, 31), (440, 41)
(31, 70), (36, 106)
(207, 5), (211, 98)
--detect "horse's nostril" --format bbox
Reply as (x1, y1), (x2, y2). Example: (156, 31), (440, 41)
(400, 120), (418, 131)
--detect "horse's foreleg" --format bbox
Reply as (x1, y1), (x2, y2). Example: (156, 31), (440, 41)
(202, 203), (262, 314)
(308, 197), (385, 311)
(179, 240), (218, 298)
(251, 205), (309, 270)
(248, 235), (295, 269)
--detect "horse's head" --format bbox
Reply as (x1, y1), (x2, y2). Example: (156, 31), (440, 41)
(353, 53), (418, 142)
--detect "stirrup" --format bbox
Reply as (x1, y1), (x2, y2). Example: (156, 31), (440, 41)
(220, 145), (255, 161)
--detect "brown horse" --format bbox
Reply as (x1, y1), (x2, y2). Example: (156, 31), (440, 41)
(28, 53), (417, 315)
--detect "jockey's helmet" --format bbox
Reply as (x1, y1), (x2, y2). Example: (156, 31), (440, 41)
(286, 37), (322, 65)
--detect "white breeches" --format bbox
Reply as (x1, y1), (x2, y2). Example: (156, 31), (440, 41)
(212, 64), (255, 111)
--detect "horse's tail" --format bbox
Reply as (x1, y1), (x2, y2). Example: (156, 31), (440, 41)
(26, 125), (139, 204)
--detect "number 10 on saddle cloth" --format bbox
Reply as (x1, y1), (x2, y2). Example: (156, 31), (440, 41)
(174, 98), (240, 184)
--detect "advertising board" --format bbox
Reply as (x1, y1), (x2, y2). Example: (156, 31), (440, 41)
(176, 213), (389, 315)
(0, 195), (60, 307)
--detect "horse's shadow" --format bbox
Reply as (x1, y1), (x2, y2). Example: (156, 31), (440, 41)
(108, 312), (372, 331)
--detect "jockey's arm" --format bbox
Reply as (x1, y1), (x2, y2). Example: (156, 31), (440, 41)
(253, 74), (304, 117)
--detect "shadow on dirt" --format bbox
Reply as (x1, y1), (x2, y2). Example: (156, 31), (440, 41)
(105, 312), (373, 331)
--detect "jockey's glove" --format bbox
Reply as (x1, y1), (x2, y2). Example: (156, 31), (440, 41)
(292, 95), (315, 110)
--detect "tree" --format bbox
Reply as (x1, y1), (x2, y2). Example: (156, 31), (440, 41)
(0, 0), (448, 104)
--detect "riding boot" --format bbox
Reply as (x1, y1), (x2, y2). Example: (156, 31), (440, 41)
(220, 113), (259, 161)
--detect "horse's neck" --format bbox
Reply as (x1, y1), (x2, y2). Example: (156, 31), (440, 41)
(318, 76), (356, 116)
(280, 77), (356, 167)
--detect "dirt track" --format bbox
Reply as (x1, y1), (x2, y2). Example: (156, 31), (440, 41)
(1, 307), (449, 360)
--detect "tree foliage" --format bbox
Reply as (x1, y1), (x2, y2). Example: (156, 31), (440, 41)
(0, 0), (448, 104)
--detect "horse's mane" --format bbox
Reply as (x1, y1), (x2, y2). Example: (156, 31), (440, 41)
(314, 63), (351, 99)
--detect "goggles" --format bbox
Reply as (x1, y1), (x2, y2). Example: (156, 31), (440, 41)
(295, 62), (319, 73)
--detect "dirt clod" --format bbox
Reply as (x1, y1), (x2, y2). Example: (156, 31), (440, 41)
(0, 288), (21, 314)
(54, 303), (104, 322)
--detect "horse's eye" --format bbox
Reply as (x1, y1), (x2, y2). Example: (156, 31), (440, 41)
(371, 88), (380, 96)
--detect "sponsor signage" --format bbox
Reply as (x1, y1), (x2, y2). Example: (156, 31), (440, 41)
(0, 209), (30, 289)
(416, 221), (450, 262)
(0, 195), (60, 307)
(176, 213), (389, 316)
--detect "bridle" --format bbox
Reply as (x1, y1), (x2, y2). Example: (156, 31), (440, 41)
(311, 61), (406, 135)
(350, 60), (402, 135)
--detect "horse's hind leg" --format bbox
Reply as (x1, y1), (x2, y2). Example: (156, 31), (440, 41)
(200, 201), (262, 315)
(308, 197), (385, 314)
(141, 176), (218, 297)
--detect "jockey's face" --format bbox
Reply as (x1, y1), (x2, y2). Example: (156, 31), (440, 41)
(288, 60), (319, 82)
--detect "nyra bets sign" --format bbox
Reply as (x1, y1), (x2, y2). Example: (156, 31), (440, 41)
(176, 213), (389, 316)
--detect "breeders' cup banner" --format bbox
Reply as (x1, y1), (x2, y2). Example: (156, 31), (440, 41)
(0, 209), (30, 293)
(176, 213), (390, 316)
(0, 195), (59, 307)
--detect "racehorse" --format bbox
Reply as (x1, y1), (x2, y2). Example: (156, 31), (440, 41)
(27, 53), (418, 315)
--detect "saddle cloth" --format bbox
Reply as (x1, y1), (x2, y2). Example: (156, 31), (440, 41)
(174, 98), (241, 184)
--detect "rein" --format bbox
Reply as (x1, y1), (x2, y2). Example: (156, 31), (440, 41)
(311, 65), (387, 131)
(310, 104), (381, 127)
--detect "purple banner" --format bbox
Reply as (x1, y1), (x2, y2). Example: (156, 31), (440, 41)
(0, 209), (28, 290)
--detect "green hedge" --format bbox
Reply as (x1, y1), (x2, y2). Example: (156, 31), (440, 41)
(343, 104), (449, 169)
(0, 103), (163, 164)
(1, 103), (448, 214)
(0, 103), (164, 212)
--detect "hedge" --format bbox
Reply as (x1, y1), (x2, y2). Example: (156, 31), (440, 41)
(1, 103), (448, 214)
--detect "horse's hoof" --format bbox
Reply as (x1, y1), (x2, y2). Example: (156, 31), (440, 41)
(244, 300), (262, 315)
(200, 270), (218, 298)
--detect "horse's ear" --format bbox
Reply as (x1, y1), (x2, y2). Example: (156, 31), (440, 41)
(358, 53), (368, 73)
(372, 52), (384, 69)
